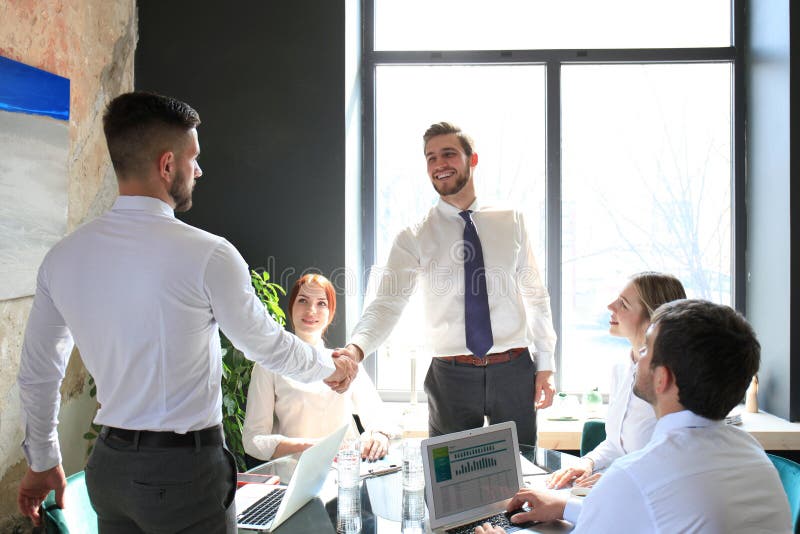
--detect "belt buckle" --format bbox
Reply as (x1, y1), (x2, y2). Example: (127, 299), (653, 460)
(475, 355), (489, 367)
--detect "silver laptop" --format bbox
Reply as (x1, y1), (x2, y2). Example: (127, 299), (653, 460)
(422, 421), (541, 533)
(235, 424), (348, 532)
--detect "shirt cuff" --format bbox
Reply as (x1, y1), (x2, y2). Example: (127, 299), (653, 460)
(22, 441), (61, 473)
(563, 496), (584, 525)
(349, 335), (374, 360)
(531, 350), (555, 372)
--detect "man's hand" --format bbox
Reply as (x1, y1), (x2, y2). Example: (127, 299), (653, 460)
(18, 464), (66, 526)
(533, 370), (556, 409)
(474, 523), (507, 534)
(506, 488), (568, 524)
(323, 351), (359, 393)
(546, 457), (593, 489)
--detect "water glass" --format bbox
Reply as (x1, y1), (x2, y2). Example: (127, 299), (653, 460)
(402, 487), (426, 533)
(402, 440), (424, 491)
(337, 439), (362, 533)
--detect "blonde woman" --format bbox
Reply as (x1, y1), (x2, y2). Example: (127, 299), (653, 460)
(547, 272), (686, 489)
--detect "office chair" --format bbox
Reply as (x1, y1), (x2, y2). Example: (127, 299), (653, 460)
(579, 420), (606, 457)
(41, 470), (98, 534)
(767, 453), (800, 533)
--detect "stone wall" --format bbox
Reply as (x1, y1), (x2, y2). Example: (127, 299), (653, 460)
(0, 1), (137, 529)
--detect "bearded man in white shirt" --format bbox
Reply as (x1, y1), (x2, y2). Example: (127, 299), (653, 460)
(476, 299), (792, 534)
(340, 122), (558, 445)
(16, 91), (358, 533)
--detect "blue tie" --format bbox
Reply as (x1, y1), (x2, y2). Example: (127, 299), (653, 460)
(459, 210), (494, 358)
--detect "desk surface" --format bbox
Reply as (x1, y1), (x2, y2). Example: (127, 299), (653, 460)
(537, 408), (800, 451)
(241, 446), (578, 533)
(385, 402), (800, 451)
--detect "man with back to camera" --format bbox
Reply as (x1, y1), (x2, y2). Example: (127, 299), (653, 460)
(16, 91), (358, 533)
(339, 122), (557, 445)
(475, 299), (792, 534)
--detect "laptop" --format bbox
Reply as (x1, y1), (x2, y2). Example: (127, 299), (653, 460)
(421, 421), (542, 533)
(235, 424), (348, 532)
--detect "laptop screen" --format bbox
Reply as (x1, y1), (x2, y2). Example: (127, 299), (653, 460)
(422, 422), (523, 527)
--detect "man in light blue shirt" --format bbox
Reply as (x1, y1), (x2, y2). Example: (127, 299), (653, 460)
(477, 299), (792, 534)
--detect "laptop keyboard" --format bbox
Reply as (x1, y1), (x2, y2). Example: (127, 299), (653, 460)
(446, 511), (538, 534)
(237, 487), (287, 525)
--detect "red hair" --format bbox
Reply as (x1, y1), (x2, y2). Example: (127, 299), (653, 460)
(288, 274), (337, 330)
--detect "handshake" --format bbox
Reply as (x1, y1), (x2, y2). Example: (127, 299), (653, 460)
(323, 343), (365, 394)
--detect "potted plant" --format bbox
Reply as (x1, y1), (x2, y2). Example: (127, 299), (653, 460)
(221, 268), (286, 470)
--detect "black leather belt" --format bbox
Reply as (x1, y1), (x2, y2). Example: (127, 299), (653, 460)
(100, 425), (223, 448)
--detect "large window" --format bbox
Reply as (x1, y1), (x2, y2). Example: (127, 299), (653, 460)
(363, 1), (740, 398)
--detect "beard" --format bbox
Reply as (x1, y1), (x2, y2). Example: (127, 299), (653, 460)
(170, 168), (194, 212)
(632, 374), (654, 405)
(431, 166), (470, 197)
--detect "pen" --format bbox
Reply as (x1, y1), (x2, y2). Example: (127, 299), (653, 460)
(361, 464), (401, 479)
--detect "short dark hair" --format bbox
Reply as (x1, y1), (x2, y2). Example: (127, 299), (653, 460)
(103, 91), (200, 178)
(423, 122), (475, 157)
(650, 299), (760, 420)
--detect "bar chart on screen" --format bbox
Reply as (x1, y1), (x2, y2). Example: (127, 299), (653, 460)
(431, 439), (517, 514)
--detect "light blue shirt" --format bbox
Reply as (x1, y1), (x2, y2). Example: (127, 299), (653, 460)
(566, 410), (792, 533)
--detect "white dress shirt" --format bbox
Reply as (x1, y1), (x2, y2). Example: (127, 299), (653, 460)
(242, 342), (399, 460)
(350, 198), (556, 370)
(17, 196), (335, 472)
(564, 410), (792, 533)
(584, 356), (656, 470)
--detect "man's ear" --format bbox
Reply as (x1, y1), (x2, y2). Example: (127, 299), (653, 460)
(470, 152), (479, 167)
(158, 151), (175, 182)
(654, 365), (675, 394)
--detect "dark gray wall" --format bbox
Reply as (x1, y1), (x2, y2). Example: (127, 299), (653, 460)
(135, 1), (347, 345)
(745, 0), (795, 418)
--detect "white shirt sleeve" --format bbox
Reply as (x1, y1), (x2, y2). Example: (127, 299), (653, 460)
(242, 364), (284, 460)
(584, 366), (625, 470)
(17, 258), (74, 472)
(350, 230), (420, 356)
(570, 465), (654, 533)
(515, 212), (557, 371)
(205, 241), (334, 382)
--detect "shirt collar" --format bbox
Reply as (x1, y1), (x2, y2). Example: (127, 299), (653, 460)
(652, 409), (723, 440)
(435, 197), (481, 217)
(112, 195), (175, 218)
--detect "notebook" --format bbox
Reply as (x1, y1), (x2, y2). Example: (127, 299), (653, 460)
(235, 424), (348, 532)
(421, 421), (542, 533)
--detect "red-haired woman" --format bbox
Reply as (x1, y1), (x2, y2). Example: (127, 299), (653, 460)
(243, 274), (397, 468)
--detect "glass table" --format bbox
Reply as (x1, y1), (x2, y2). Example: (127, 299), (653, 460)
(241, 445), (579, 533)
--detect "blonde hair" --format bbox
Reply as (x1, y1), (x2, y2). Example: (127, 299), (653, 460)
(630, 271), (687, 318)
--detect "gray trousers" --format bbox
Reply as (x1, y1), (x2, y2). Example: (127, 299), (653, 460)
(423, 350), (538, 445)
(85, 432), (237, 533)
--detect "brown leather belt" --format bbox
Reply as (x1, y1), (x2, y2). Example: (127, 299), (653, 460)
(100, 425), (223, 448)
(439, 347), (527, 367)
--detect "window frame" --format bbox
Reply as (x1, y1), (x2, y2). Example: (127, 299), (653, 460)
(360, 0), (745, 398)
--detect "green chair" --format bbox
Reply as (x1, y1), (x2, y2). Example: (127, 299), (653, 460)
(41, 470), (98, 534)
(767, 453), (800, 533)
(579, 420), (606, 457)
